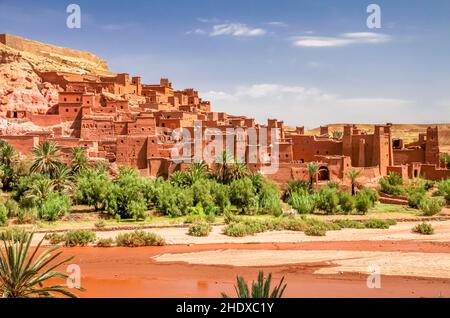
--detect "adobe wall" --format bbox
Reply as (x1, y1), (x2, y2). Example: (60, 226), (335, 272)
(393, 148), (425, 165)
(0, 135), (39, 155)
(30, 114), (61, 127)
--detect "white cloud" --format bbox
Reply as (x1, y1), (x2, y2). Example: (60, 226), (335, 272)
(202, 83), (419, 127)
(210, 23), (267, 37)
(293, 32), (391, 48)
(186, 28), (207, 35)
(265, 21), (288, 28)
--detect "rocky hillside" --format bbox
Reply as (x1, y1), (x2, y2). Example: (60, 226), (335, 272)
(0, 34), (112, 117)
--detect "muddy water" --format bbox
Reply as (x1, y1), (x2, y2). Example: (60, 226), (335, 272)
(56, 242), (450, 298)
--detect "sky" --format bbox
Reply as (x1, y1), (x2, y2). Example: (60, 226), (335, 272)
(0, 0), (449, 128)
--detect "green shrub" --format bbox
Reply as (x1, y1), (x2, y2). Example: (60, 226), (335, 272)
(155, 182), (194, 217)
(338, 192), (355, 214)
(412, 223), (434, 235)
(38, 193), (71, 221)
(229, 178), (257, 213)
(222, 222), (249, 237)
(278, 217), (308, 231)
(188, 222), (212, 237)
(74, 168), (111, 210)
(64, 230), (96, 247)
(258, 182), (283, 216)
(96, 238), (114, 247)
(333, 219), (365, 229)
(115, 230), (165, 247)
(16, 208), (37, 224)
(0, 227), (30, 242)
(44, 233), (65, 245)
(316, 187), (340, 214)
(288, 192), (316, 214)
(355, 192), (372, 214)
(358, 188), (379, 205)
(304, 225), (326, 236)
(407, 190), (426, 209)
(5, 199), (19, 218)
(285, 180), (310, 201)
(419, 198), (443, 216)
(437, 179), (450, 203)
(0, 203), (7, 227)
(379, 173), (404, 195)
(363, 219), (396, 229)
(94, 220), (106, 228)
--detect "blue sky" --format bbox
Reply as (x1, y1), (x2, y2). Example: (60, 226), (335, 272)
(1, 0), (449, 128)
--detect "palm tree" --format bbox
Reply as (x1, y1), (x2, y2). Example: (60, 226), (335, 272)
(30, 141), (62, 176)
(440, 153), (450, 169)
(188, 162), (209, 184)
(71, 147), (88, 175)
(221, 271), (286, 298)
(347, 169), (361, 195)
(0, 141), (18, 168)
(306, 162), (319, 191)
(52, 164), (74, 193)
(0, 233), (79, 298)
(216, 151), (233, 184)
(24, 176), (55, 206)
(226, 162), (250, 182)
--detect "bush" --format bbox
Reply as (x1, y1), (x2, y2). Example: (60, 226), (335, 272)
(338, 192), (355, 214)
(115, 230), (165, 247)
(284, 180), (310, 201)
(258, 182), (283, 216)
(333, 219), (365, 229)
(316, 187), (340, 214)
(288, 192), (316, 214)
(38, 193), (71, 221)
(154, 182), (194, 217)
(229, 178), (257, 213)
(412, 223), (434, 235)
(379, 173), (404, 195)
(304, 225), (326, 236)
(64, 230), (96, 247)
(96, 238), (114, 247)
(5, 199), (19, 218)
(0, 227), (30, 242)
(355, 192), (372, 214)
(94, 220), (106, 228)
(16, 208), (37, 224)
(0, 203), (7, 227)
(222, 222), (250, 237)
(437, 179), (450, 203)
(74, 168), (111, 210)
(188, 222), (212, 237)
(44, 233), (65, 245)
(419, 198), (443, 216)
(363, 219), (396, 229)
(407, 190), (426, 209)
(359, 188), (379, 205)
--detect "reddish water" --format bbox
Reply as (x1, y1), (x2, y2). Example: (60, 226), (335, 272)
(52, 241), (450, 298)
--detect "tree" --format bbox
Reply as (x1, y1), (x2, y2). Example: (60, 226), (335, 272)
(0, 233), (79, 298)
(30, 141), (62, 176)
(74, 168), (111, 211)
(221, 271), (286, 298)
(52, 164), (74, 193)
(347, 170), (361, 195)
(306, 162), (319, 191)
(23, 175), (55, 207)
(71, 147), (88, 175)
(216, 151), (233, 184)
(226, 162), (250, 183)
(440, 153), (450, 169)
(188, 162), (209, 184)
(0, 141), (19, 190)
